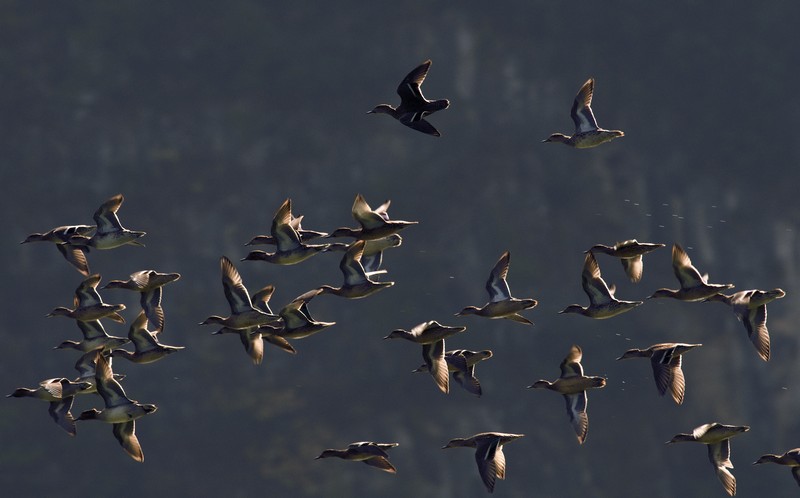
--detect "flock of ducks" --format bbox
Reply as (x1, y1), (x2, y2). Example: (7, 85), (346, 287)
(11, 61), (797, 495)
(14, 194), (179, 462)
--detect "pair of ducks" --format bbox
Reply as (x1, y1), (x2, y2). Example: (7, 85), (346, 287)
(242, 195), (414, 265)
(76, 352), (158, 462)
(317, 432), (525, 494)
(558, 239), (666, 319)
(46, 273), (130, 353)
(531, 341), (707, 446)
(9, 352), (158, 462)
(202, 257), (336, 364)
(560, 240), (735, 319)
(21, 193), (146, 276)
(665, 423), (800, 495)
(412, 349), (493, 397)
(670, 426), (800, 494)
(385, 250), (527, 397)
(384, 321), (468, 394)
(241, 198), (343, 265)
(370, 60), (624, 149)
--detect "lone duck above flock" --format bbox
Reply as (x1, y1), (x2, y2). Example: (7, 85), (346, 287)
(385, 321), (467, 394)
(368, 59), (450, 137)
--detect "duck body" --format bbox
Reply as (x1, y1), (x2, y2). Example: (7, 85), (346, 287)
(545, 130), (624, 148)
(245, 213), (327, 246)
(47, 304), (126, 323)
(54, 318), (130, 353)
(22, 225), (95, 244)
(241, 246), (332, 265)
(384, 321), (467, 345)
(457, 299), (538, 323)
(56, 332), (129, 353)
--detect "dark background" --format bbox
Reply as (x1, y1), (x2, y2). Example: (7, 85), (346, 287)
(3, 1), (799, 496)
